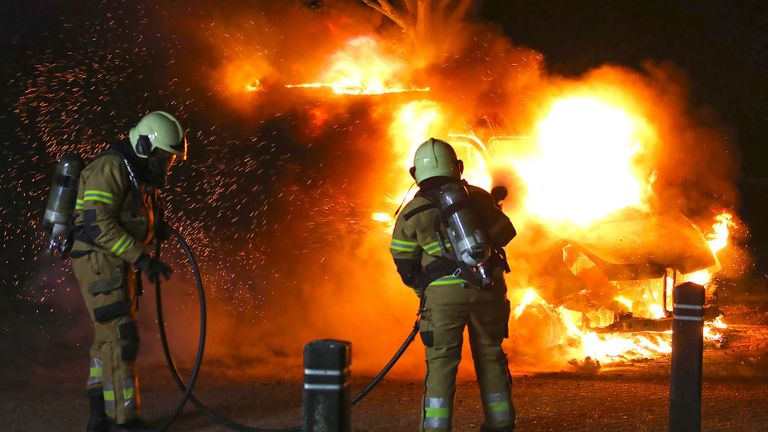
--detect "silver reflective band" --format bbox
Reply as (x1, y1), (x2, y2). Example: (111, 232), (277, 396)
(674, 303), (703, 310)
(675, 315), (703, 321)
(304, 383), (342, 391)
(304, 368), (343, 376)
(425, 397), (448, 408)
(485, 392), (508, 403)
(423, 416), (450, 429)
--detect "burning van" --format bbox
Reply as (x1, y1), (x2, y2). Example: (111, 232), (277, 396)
(447, 134), (731, 365)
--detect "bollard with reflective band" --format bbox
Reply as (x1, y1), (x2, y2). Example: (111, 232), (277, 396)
(669, 282), (705, 432)
(302, 339), (351, 432)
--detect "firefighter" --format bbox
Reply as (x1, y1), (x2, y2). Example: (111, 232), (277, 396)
(70, 111), (187, 431)
(390, 138), (517, 432)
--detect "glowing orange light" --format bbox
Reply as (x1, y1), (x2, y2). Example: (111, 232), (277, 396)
(511, 96), (654, 226)
(286, 36), (429, 95)
(245, 80), (262, 92)
(706, 212), (735, 254)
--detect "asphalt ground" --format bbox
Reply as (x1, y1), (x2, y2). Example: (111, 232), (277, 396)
(0, 360), (767, 431)
(1, 321), (767, 432)
(2, 295), (768, 432)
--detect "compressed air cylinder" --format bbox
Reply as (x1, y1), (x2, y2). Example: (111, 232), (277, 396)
(436, 182), (491, 267)
(42, 154), (84, 242)
(301, 339), (351, 432)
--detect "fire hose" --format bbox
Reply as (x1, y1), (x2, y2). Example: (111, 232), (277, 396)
(154, 225), (424, 431)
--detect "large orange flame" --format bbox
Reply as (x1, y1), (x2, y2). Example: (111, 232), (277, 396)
(509, 96), (654, 226)
(286, 36), (429, 95)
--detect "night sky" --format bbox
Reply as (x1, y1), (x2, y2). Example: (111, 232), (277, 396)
(2, 0), (767, 307)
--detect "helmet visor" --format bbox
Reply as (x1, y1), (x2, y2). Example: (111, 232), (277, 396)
(169, 134), (188, 160)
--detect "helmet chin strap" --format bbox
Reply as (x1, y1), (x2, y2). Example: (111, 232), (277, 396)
(393, 181), (417, 217)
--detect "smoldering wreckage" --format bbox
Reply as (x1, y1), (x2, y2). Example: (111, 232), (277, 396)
(28, 0), (757, 431)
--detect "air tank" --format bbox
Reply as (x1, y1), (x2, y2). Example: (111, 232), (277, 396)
(42, 153), (84, 254)
(435, 181), (493, 286)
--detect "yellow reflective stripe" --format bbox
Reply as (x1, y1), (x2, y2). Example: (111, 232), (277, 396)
(425, 407), (450, 418)
(116, 240), (133, 256)
(103, 390), (116, 401)
(489, 401), (511, 412)
(83, 190), (114, 205)
(424, 240), (451, 254)
(110, 234), (129, 253)
(429, 276), (467, 286)
(89, 367), (102, 378)
(83, 196), (113, 205)
(390, 238), (418, 252)
(83, 190), (114, 199)
(123, 388), (135, 400)
(390, 239), (418, 252)
(115, 235), (134, 256)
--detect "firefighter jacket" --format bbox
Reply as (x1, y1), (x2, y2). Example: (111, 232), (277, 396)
(71, 151), (158, 264)
(389, 180), (515, 305)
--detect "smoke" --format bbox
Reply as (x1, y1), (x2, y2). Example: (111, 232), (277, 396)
(9, 0), (745, 380)
(150, 0), (745, 375)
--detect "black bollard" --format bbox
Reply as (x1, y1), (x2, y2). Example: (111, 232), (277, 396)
(302, 339), (351, 432)
(669, 282), (705, 432)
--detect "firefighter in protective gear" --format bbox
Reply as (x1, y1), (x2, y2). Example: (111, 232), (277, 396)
(71, 111), (187, 431)
(390, 138), (517, 432)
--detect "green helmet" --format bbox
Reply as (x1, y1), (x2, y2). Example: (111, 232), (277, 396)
(411, 138), (461, 184)
(129, 111), (187, 160)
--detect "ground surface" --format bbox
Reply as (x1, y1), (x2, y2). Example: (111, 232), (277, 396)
(1, 304), (767, 431)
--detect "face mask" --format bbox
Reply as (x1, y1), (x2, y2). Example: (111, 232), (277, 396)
(147, 151), (176, 188)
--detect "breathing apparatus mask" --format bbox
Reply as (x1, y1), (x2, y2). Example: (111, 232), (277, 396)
(147, 149), (176, 188)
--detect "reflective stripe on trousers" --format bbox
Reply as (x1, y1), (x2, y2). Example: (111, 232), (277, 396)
(103, 377), (138, 413)
(423, 397), (450, 430)
(103, 382), (116, 411)
(484, 392), (513, 425)
(87, 357), (103, 387)
(123, 378), (137, 410)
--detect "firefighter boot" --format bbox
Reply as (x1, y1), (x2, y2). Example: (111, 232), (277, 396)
(480, 425), (515, 432)
(86, 390), (110, 432)
(111, 418), (152, 431)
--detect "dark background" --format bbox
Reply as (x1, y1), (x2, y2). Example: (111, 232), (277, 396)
(1, 0), (767, 301)
(483, 0), (768, 266)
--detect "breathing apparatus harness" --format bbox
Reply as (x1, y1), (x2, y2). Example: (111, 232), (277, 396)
(404, 179), (513, 290)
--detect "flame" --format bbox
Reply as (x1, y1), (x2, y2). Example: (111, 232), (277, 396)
(216, 59), (271, 100)
(371, 212), (393, 223)
(685, 269), (712, 286)
(286, 36), (429, 95)
(704, 315), (728, 343)
(706, 212), (735, 254)
(514, 288), (543, 318)
(298, 41), (735, 367)
(614, 295), (633, 311)
(511, 96), (653, 226)
(245, 80), (263, 92)
(679, 211), (735, 287)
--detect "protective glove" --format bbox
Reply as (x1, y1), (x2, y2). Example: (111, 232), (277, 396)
(135, 253), (173, 283)
(154, 221), (172, 244)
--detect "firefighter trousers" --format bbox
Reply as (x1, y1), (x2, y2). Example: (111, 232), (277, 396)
(73, 250), (141, 424)
(419, 294), (515, 431)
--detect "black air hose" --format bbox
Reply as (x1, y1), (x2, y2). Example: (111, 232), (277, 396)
(156, 226), (423, 431)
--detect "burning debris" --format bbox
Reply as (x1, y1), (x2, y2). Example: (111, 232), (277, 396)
(9, 0), (748, 376)
(285, 36), (430, 95)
